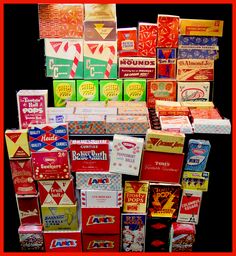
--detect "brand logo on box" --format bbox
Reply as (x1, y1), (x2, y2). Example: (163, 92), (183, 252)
(50, 239), (77, 249)
(122, 141), (136, 149)
(192, 148), (206, 155)
(19, 209), (38, 219)
(149, 138), (183, 148)
(87, 240), (114, 250)
(72, 150), (107, 161)
(87, 215), (115, 226)
(88, 177), (110, 186)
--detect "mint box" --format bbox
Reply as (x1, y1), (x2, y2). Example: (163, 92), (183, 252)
(76, 80), (99, 101)
(100, 80), (123, 101)
(124, 79), (146, 101)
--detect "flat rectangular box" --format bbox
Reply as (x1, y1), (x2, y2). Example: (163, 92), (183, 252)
(81, 190), (122, 208)
(118, 107), (148, 116)
(41, 204), (78, 231)
(76, 172), (122, 190)
(119, 57), (156, 79)
(140, 151), (184, 183)
(156, 100), (181, 108)
(157, 106), (190, 116)
(82, 208), (120, 234)
(157, 48), (176, 79)
(121, 213), (146, 252)
(47, 107), (74, 124)
(70, 140), (109, 172)
(5, 129), (30, 158)
(66, 101), (106, 107)
(178, 49), (218, 60)
(76, 80), (99, 101)
(182, 171), (209, 191)
(107, 101), (146, 107)
(124, 79), (146, 101)
(17, 90), (48, 129)
(160, 116), (193, 134)
(47, 107), (74, 115)
(190, 108), (222, 120)
(100, 80), (123, 101)
(181, 101), (214, 109)
(84, 4), (116, 21)
(74, 107), (117, 115)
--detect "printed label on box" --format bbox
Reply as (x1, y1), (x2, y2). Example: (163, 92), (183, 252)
(76, 80), (99, 101)
(124, 79), (146, 101)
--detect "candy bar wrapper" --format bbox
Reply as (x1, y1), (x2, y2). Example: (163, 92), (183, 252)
(44, 228), (82, 252)
(107, 101), (146, 107)
(100, 80), (123, 101)
(140, 151), (184, 183)
(177, 82), (210, 102)
(147, 80), (177, 108)
(157, 15), (179, 48)
(74, 107), (117, 115)
(157, 106), (190, 116)
(121, 213), (146, 252)
(41, 203), (78, 231)
(38, 4), (83, 38)
(180, 19), (224, 37)
(76, 172), (122, 190)
(156, 100), (181, 108)
(17, 90), (48, 129)
(177, 59), (214, 81)
(84, 20), (117, 41)
(190, 108), (222, 120)
(9, 158), (36, 195)
(145, 129), (185, 154)
(179, 36), (218, 47)
(118, 107), (148, 116)
(123, 181), (149, 213)
(84, 4), (116, 21)
(70, 140), (109, 172)
(5, 129), (30, 158)
(76, 80), (99, 101)
(119, 57), (156, 79)
(47, 107), (74, 124)
(124, 79), (146, 101)
(66, 101), (106, 108)
(185, 139), (211, 172)
(83, 234), (120, 252)
(45, 39), (83, 79)
(177, 190), (202, 225)
(53, 80), (76, 107)
(182, 171), (209, 192)
(178, 49), (218, 60)
(82, 208), (120, 234)
(148, 183), (181, 219)
(160, 116), (193, 134)
(28, 123), (69, 152)
(181, 101), (214, 109)
(157, 48), (176, 79)
(18, 225), (44, 251)
(138, 23), (158, 57)
(109, 134), (144, 176)
(16, 194), (41, 225)
(80, 190), (123, 208)
(117, 28), (138, 57)
(84, 41), (117, 79)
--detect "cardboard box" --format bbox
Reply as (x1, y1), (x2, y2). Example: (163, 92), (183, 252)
(45, 39), (83, 79)
(74, 107), (117, 115)
(17, 90), (48, 129)
(28, 123), (69, 152)
(181, 101), (214, 109)
(157, 48), (176, 79)
(157, 106), (190, 116)
(18, 225), (44, 251)
(140, 151), (184, 183)
(121, 213), (146, 252)
(9, 158), (36, 195)
(156, 100), (181, 108)
(84, 4), (116, 21)
(76, 80), (99, 101)
(82, 208), (120, 234)
(124, 79), (146, 101)
(100, 80), (123, 101)
(5, 129), (30, 158)
(47, 107), (74, 124)
(119, 57), (156, 79)
(118, 107), (148, 116)
(123, 181), (149, 213)
(41, 203), (78, 231)
(107, 101), (146, 107)
(109, 134), (144, 176)
(190, 108), (222, 120)
(66, 101), (106, 107)
(76, 172), (122, 190)
(182, 171), (209, 191)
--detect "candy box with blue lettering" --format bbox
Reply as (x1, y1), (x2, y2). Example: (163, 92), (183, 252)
(28, 123), (69, 152)
(185, 139), (211, 171)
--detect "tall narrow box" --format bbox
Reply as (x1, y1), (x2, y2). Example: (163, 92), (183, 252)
(157, 48), (176, 79)
(117, 28), (138, 56)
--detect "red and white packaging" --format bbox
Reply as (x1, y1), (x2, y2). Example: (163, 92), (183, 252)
(38, 178), (75, 205)
(16, 194), (41, 225)
(82, 207), (120, 234)
(160, 116), (193, 134)
(31, 151), (70, 180)
(9, 158), (36, 195)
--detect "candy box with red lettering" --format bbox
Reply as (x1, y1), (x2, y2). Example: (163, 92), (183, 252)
(82, 207), (120, 234)
(70, 140), (109, 172)
(28, 123), (69, 152)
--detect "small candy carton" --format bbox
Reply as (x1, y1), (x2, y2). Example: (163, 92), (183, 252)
(109, 134), (144, 176)
(118, 107), (148, 116)
(190, 108), (222, 120)
(181, 101), (214, 109)
(18, 225), (44, 251)
(100, 79), (123, 101)
(182, 171), (209, 192)
(84, 4), (116, 21)
(66, 101), (106, 107)
(157, 106), (190, 116)
(5, 129), (30, 158)
(70, 140), (109, 172)
(107, 101), (146, 107)
(17, 90), (48, 129)
(124, 79), (146, 101)
(76, 80), (99, 101)
(47, 107), (74, 124)
(156, 100), (181, 108)
(157, 48), (176, 79)
(121, 213), (146, 252)
(123, 181), (149, 213)
(74, 106), (117, 115)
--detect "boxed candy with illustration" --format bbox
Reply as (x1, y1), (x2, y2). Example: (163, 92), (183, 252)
(100, 80), (123, 101)
(157, 48), (176, 79)
(160, 116), (193, 134)
(123, 79), (146, 101)
(182, 171), (209, 192)
(76, 80), (99, 101)
(117, 28), (138, 56)
(47, 107), (74, 124)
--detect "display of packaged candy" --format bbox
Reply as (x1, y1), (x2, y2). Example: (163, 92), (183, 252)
(117, 28), (138, 56)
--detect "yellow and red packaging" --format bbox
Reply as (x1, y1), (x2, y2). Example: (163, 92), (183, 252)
(5, 129), (30, 158)
(181, 101), (214, 109)
(81, 207), (120, 234)
(117, 28), (138, 56)
(156, 106), (190, 116)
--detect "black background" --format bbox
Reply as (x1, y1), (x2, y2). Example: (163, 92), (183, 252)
(4, 4), (232, 252)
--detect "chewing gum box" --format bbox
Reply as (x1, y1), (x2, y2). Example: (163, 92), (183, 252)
(157, 48), (176, 79)
(100, 80), (123, 101)
(182, 171), (209, 191)
(76, 80), (99, 101)
(124, 79), (146, 101)
(17, 90), (48, 129)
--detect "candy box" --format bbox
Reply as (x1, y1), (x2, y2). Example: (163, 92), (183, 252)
(182, 171), (209, 192)
(190, 108), (222, 120)
(145, 129), (185, 154)
(109, 134), (144, 176)
(17, 90), (48, 129)
(181, 101), (214, 109)
(157, 48), (176, 79)
(76, 80), (99, 101)
(76, 172), (122, 191)
(80, 190), (123, 208)
(41, 203), (78, 231)
(66, 101), (106, 107)
(121, 213), (146, 252)
(5, 129), (30, 158)
(74, 106), (117, 115)
(82, 207), (120, 234)
(118, 107), (148, 116)
(70, 140), (109, 172)
(157, 106), (190, 116)
(177, 190), (202, 225)
(140, 151), (184, 183)
(156, 100), (181, 108)
(124, 79), (146, 101)
(47, 107), (74, 124)
(18, 225), (44, 251)
(100, 80), (123, 101)
(123, 181), (149, 213)
(184, 139), (211, 172)
(28, 123), (69, 152)
(84, 4), (116, 21)
(107, 101), (146, 108)
(9, 158), (36, 195)
(16, 194), (41, 225)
